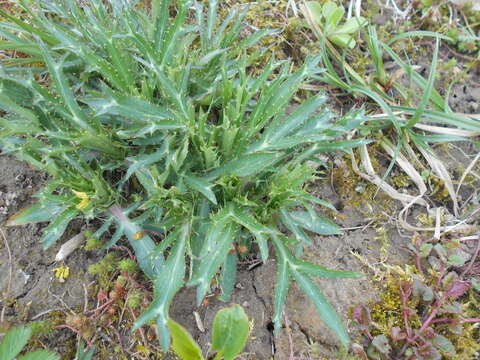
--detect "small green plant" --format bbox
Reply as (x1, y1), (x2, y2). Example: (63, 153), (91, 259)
(168, 304), (250, 360)
(75, 342), (95, 360)
(1, 0), (367, 351)
(304, 1), (367, 49)
(301, 2), (480, 216)
(0, 325), (59, 360)
(351, 233), (480, 359)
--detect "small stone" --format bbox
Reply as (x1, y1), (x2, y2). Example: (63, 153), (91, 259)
(235, 282), (244, 290)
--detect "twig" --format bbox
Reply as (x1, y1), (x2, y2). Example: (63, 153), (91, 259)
(0, 228), (12, 323)
(128, 308), (148, 346)
(83, 283), (89, 313)
(56, 324), (94, 347)
(30, 308), (66, 321)
(445, 44), (480, 62)
(108, 325), (127, 356)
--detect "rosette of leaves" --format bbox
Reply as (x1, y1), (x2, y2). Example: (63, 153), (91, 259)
(304, 0), (367, 49)
(1, 0), (367, 351)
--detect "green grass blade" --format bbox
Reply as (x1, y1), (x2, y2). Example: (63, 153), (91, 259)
(382, 42), (444, 111)
(207, 152), (282, 180)
(406, 38), (439, 127)
(387, 31), (452, 45)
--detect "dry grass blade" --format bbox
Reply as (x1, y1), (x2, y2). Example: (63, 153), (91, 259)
(350, 145), (428, 206)
(414, 123), (480, 137)
(398, 202), (478, 233)
(380, 140), (427, 195)
(417, 146), (459, 216)
(0, 228), (12, 323)
(455, 152), (480, 199)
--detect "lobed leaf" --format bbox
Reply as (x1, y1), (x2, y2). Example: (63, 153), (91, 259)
(133, 223), (190, 350)
(189, 212), (237, 305)
(6, 202), (66, 226)
(288, 211), (341, 235)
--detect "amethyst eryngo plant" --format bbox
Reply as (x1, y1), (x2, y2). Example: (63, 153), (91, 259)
(0, 0), (368, 350)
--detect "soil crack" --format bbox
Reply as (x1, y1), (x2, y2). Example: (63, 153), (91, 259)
(250, 268), (276, 356)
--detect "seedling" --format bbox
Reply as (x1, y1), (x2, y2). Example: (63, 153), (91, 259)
(169, 304), (250, 360)
(304, 1), (367, 49)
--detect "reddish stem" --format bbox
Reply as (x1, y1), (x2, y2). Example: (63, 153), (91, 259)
(461, 318), (480, 323)
(84, 298), (115, 315)
(56, 325), (94, 347)
(399, 282), (413, 340)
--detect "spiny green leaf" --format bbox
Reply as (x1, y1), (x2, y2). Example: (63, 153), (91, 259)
(229, 205), (274, 262)
(110, 206), (163, 278)
(289, 211), (341, 235)
(6, 202), (66, 226)
(291, 270), (350, 347)
(133, 223), (189, 351)
(39, 44), (95, 133)
(189, 213), (237, 305)
(220, 251), (237, 302)
(208, 152), (282, 180)
(41, 207), (79, 249)
(280, 209), (312, 245)
(250, 94), (328, 152)
(184, 174), (217, 205)
(271, 236), (291, 335)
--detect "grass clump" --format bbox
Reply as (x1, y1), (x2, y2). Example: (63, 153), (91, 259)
(1, 0), (367, 351)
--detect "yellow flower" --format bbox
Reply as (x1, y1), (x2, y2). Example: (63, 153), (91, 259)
(133, 231), (144, 240)
(53, 265), (70, 282)
(72, 190), (90, 210)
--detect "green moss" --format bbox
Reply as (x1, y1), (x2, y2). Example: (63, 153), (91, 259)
(88, 252), (118, 285)
(117, 258), (139, 273)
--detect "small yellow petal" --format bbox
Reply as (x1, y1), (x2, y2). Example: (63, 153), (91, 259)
(133, 231), (144, 240)
(72, 190), (90, 210)
(53, 266), (70, 281)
